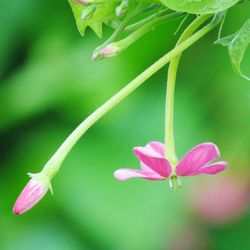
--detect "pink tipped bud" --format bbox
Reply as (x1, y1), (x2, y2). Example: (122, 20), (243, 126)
(100, 44), (119, 57)
(92, 43), (120, 61)
(115, 0), (128, 17)
(13, 173), (51, 215)
(74, 0), (93, 5)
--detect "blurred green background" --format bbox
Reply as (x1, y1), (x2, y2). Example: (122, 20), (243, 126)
(0, 1), (250, 250)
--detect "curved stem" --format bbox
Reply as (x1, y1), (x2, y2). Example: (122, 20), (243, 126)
(116, 12), (183, 53)
(164, 14), (221, 167)
(104, 4), (159, 46)
(124, 8), (172, 33)
(41, 13), (222, 180)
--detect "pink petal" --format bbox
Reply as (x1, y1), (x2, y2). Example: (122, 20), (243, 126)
(140, 162), (155, 172)
(185, 161), (228, 176)
(114, 169), (165, 181)
(133, 142), (172, 177)
(176, 142), (220, 176)
(146, 141), (165, 156)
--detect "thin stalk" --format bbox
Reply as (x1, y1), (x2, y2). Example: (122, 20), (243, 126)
(117, 12), (183, 50)
(164, 14), (222, 167)
(103, 4), (159, 46)
(124, 8), (172, 33)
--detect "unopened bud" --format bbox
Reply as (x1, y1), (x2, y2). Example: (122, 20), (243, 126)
(101, 44), (119, 57)
(81, 4), (96, 20)
(92, 43), (120, 61)
(116, 0), (129, 17)
(13, 173), (51, 215)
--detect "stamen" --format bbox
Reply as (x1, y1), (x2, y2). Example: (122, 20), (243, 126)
(169, 175), (181, 190)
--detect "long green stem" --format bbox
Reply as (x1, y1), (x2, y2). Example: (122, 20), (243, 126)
(165, 15), (211, 166)
(42, 13), (222, 179)
(165, 13), (222, 168)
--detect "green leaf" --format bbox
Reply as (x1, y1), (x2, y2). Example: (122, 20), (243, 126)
(68, 0), (117, 38)
(216, 19), (250, 80)
(159, 0), (239, 14)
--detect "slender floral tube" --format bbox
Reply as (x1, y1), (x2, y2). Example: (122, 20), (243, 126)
(164, 14), (215, 167)
(14, 13), (223, 214)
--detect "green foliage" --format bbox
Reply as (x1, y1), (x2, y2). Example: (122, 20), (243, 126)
(68, 0), (117, 37)
(216, 19), (250, 80)
(67, 0), (158, 38)
(1, 0), (250, 249)
(159, 0), (239, 14)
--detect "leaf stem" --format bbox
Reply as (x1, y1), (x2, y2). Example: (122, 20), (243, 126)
(105, 3), (159, 45)
(96, 11), (184, 59)
(124, 8), (172, 33)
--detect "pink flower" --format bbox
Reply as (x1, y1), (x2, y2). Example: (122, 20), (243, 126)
(114, 141), (228, 188)
(13, 174), (50, 215)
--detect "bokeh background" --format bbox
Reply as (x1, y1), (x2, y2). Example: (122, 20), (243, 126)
(0, 1), (250, 249)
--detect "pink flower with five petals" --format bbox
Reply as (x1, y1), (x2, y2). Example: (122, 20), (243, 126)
(114, 142), (228, 188)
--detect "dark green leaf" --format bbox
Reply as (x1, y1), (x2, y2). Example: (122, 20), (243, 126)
(159, 0), (239, 14)
(68, 0), (117, 37)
